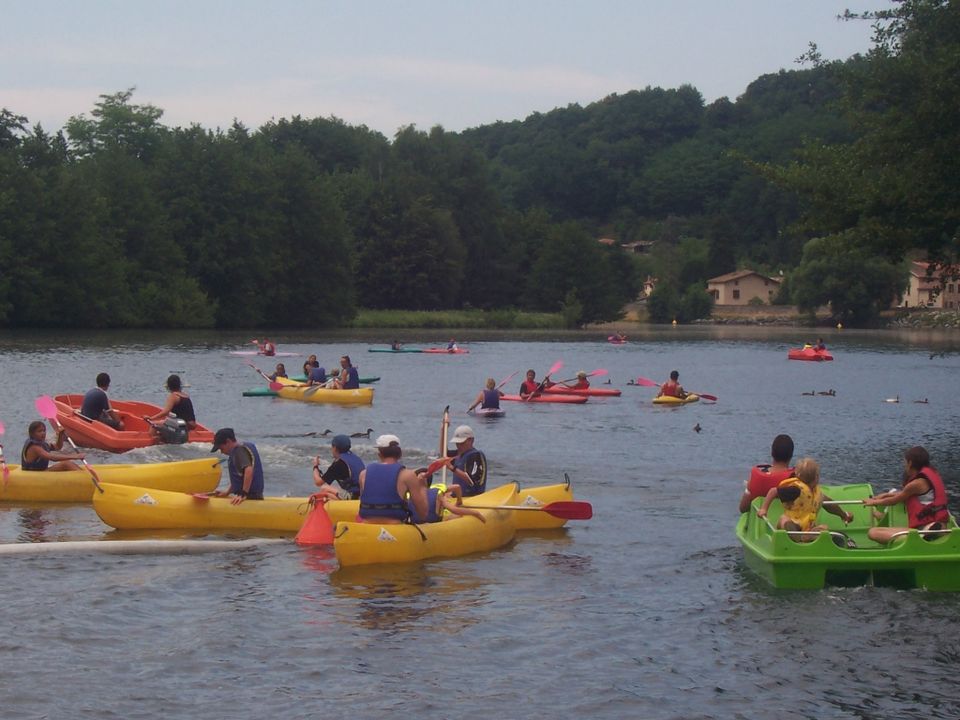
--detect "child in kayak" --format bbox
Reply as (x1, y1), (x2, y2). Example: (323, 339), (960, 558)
(757, 458), (852, 542)
(409, 482), (487, 524)
(20, 421), (85, 472)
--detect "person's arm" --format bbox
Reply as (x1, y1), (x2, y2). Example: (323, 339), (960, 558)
(439, 489), (486, 522)
(467, 391), (484, 413)
(756, 487), (780, 518)
(864, 478), (929, 507)
(231, 464), (254, 505)
(32, 444), (84, 463)
(402, 469), (429, 521)
(678, 385), (688, 398)
(145, 394), (177, 423)
(819, 493), (853, 523)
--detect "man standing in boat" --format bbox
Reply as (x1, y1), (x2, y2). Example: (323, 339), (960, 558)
(210, 428), (264, 505)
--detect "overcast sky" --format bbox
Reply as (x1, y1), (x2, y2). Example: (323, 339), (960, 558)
(2, 1), (878, 138)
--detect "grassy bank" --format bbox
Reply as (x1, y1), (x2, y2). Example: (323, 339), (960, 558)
(350, 309), (567, 329)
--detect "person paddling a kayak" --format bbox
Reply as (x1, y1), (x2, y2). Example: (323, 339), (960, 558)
(467, 378), (504, 414)
(657, 370), (687, 400)
(20, 421), (85, 472)
(566, 371), (590, 390)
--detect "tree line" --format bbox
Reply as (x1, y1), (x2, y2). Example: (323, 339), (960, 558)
(1, 0), (954, 328)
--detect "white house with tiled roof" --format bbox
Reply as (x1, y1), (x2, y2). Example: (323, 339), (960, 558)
(899, 261), (960, 308)
(706, 270), (781, 306)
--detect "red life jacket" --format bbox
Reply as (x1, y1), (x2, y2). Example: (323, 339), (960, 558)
(905, 466), (949, 528)
(747, 464), (795, 501)
(660, 381), (680, 397)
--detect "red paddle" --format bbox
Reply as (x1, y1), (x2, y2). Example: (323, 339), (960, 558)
(34, 395), (103, 492)
(468, 500), (593, 520)
(0, 420), (10, 484)
(496, 371), (519, 390)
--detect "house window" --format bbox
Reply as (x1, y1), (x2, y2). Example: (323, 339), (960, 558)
(733, 289), (740, 300)
(949, 283), (955, 294)
(734, 280), (739, 286)
(710, 290), (719, 300)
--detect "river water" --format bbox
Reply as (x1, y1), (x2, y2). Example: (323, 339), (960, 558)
(1, 326), (959, 719)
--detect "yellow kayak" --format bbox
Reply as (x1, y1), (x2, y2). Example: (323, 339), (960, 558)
(92, 483), (313, 531)
(652, 393), (699, 405)
(273, 377), (374, 405)
(513, 479), (574, 530)
(333, 482), (518, 567)
(0, 459), (222, 503)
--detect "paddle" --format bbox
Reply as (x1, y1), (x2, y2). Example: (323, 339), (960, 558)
(634, 376), (717, 402)
(496, 370), (519, 390)
(467, 500), (593, 520)
(554, 368), (608, 385)
(440, 405), (450, 486)
(525, 360), (563, 401)
(0, 420), (9, 484)
(34, 395), (103, 493)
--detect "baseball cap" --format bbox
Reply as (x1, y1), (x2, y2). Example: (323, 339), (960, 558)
(451, 425), (474, 443)
(331, 434), (351, 452)
(210, 427), (235, 452)
(375, 434), (401, 449)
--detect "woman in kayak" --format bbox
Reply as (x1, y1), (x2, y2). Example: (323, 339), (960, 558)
(468, 378), (504, 413)
(863, 446), (950, 543)
(20, 421), (85, 472)
(566, 371), (590, 390)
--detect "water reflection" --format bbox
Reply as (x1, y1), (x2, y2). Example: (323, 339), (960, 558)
(17, 508), (51, 542)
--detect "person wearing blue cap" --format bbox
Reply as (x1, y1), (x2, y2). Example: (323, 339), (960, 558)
(312, 434), (366, 501)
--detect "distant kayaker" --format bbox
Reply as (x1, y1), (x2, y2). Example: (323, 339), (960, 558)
(519, 369), (540, 398)
(657, 370), (687, 399)
(467, 378), (504, 414)
(20, 421), (85, 472)
(814, 338), (827, 351)
(333, 355), (360, 389)
(567, 371), (591, 390)
(144, 374), (197, 443)
(409, 482), (486, 524)
(358, 435), (428, 524)
(312, 434), (365, 501)
(79, 372), (125, 430)
(391, 340), (403, 351)
(756, 458), (852, 542)
(739, 434), (795, 513)
(447, 339), (459, 352)
(862, 446), (950, 543)
(209, 428), (264, 505)
(255, 339), (276, 356)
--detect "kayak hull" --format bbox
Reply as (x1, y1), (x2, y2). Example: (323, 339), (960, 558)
(333, 483), (517, 567)
(500, 394), (588, 405)
(243, 376), (379, 397)
(543, 386), (622, 397)
(54, 395), (215, 452)
(473, 407), (506, 418)
(737, 483), (960, 590)
(788, 347), (834, 361)
(272, 377), (374, 405)
(1, 459), (222, 503)
(421, 348), (469, 354)
(652, 394), (700, 405)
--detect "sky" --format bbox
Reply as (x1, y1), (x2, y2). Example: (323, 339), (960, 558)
(1, 1), (879, 138)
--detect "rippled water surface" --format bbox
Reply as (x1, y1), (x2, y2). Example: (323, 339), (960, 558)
(1, 326), (959, 719)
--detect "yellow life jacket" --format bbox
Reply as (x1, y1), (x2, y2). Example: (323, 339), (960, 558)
(778, 477), (821, 530)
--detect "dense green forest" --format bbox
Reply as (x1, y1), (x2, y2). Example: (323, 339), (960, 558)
(0, 0), (956, 329)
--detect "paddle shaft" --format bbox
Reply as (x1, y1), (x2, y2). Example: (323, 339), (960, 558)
(51, 417), (103, 493)
(525, 360), (563, 401)
(440, 405), (449, 486)
(467, 500), (592, 520)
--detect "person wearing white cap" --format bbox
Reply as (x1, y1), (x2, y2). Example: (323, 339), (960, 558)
(357, 434), (429, 523)
(443, 425), (487, 497)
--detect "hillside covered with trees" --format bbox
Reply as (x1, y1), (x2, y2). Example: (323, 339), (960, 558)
(1, 0), (955, 329)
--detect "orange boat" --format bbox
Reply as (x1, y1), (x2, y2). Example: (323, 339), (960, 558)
(53, 394), (215, 453)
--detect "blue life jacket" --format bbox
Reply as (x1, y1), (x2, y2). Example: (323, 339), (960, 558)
(453, 447), (486, 497)
(411, 487), (443, 524)
(20, 438), (50, 471)
(228, 442), (265, 499)
(359, 463), (408, 520)
(342, 366), (360, 389)
(338, 450), (365, 498)
(309, 367), (327, 384)
(482, 389), (500, 409)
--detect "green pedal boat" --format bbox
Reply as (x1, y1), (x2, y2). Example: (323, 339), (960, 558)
(737, 483), (960, 591)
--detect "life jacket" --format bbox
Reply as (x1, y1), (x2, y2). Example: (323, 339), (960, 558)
(452, 448), (486, 497)
(481, 389), (501, 409)
(411, 484), (445, 524)
(20, 438), (50, 471)
(262, 343), (276, 356)
(359, 463), (408, 520)
(571, 379), (590, 390)
(520, 380), (538, 395)
(228, 442), (265, 499)
(338, 451), (365, 498)
(341, 366), (360, 390)
(309, 367), (327, 384)
(747, 464), (795, 501)
(905, 467), (950, 528)
(660, 381), (680, 397)
(777, 477), (821, 530)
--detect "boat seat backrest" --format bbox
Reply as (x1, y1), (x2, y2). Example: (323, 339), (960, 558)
(74, 410), (95, 423)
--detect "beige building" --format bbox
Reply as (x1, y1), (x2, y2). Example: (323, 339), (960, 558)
(899, 261), (960, 309)
(706, 270), (781, 306)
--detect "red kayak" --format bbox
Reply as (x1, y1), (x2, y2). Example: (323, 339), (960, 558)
(422, 348), (470, 354)
(543, 386), (622, 397)
(501, 394), (588, 404)
(788, 347), (833, 362)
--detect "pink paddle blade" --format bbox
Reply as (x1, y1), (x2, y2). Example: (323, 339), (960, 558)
(35, 395), (58, 419)
(296, 502), (334, 545)
(634, 377), (659, 387)
(0, 420), (5, 434)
